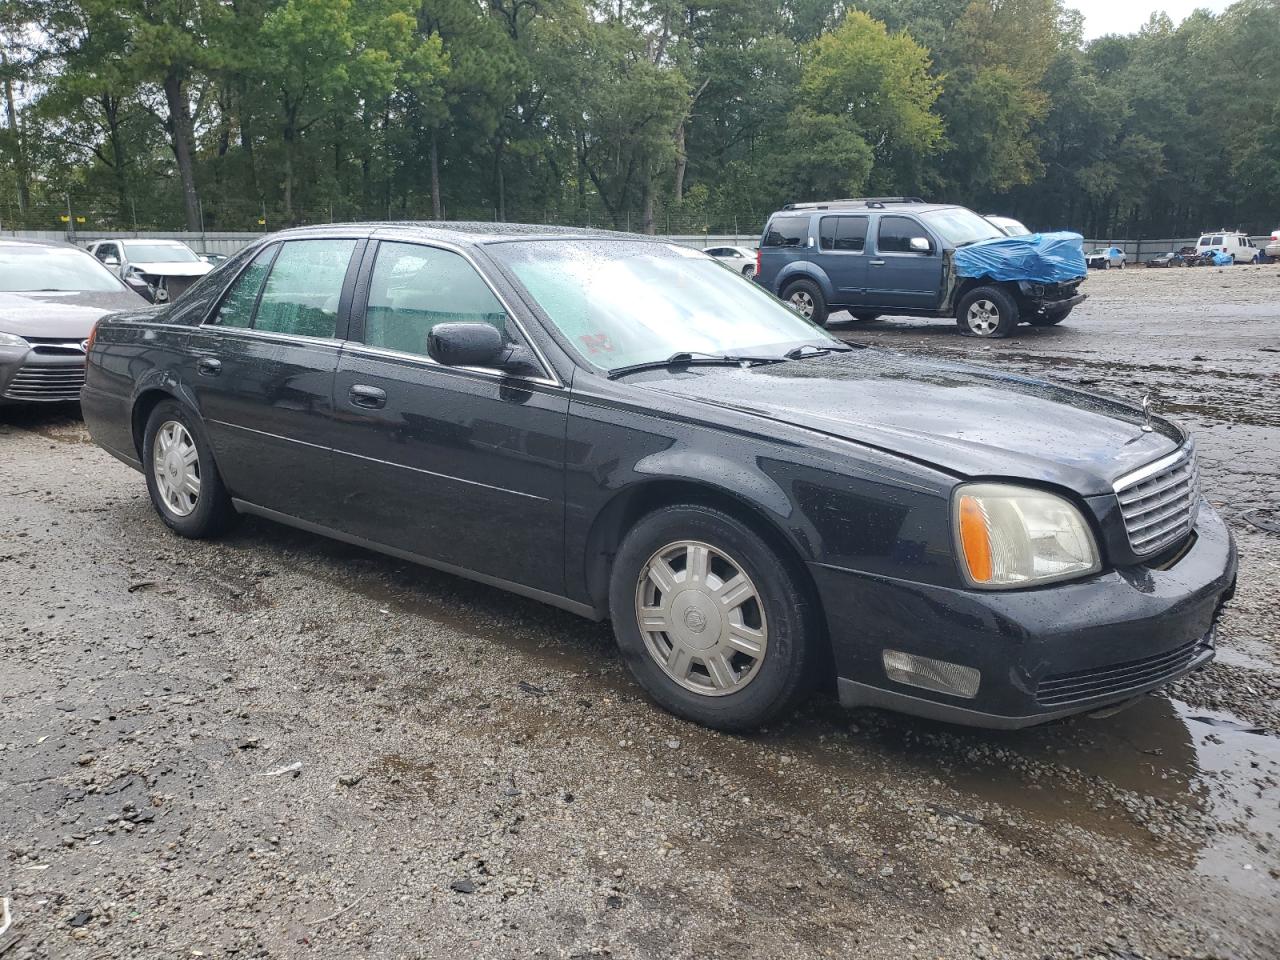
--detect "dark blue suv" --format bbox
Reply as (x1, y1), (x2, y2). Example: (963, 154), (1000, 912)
(754, 198), (1087, 337)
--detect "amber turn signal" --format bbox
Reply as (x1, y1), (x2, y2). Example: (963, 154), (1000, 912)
(957, 494), (993, 583)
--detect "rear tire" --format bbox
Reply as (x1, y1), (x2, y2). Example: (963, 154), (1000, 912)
(782, 279), (829, 328)
(143, 400), (236, 539)
(956, 285), (1019, 338)
(608, 504), (818, 731)
(741, 264), (756, 278)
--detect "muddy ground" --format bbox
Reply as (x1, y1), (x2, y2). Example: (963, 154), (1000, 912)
(2, 264), (1278, 960)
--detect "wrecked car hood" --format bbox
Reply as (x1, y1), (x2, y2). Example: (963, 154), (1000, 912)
(128, 260), (213, 277)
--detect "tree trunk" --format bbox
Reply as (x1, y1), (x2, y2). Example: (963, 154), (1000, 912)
(494, 139), (506, 221)
(430, 127), (441, 219)
(103, 93), (129, 226)
(642, 170), (655, 235)
(673, 120), (687, 203)
(162, 69), (201, 231)
(1, 49), (30, 215)
(282, 124), (294, 223)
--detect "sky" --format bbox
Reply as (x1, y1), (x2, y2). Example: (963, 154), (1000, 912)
(1072, 0), (1234, 38)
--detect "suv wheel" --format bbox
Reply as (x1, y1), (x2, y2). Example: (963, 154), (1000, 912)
(783, 279), (829, 327)
(957, 286), (1019, 338)
(608, 504), (818, 731)
(143, 400), (236, 538)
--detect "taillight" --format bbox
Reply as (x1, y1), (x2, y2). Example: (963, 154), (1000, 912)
(85, 319), (101, 354)
(755, 247), (761, 277)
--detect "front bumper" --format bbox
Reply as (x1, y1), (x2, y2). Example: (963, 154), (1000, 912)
(813, 503), (1237, 729)
(0, 342), (87, 404)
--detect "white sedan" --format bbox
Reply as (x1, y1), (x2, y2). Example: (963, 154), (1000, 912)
(705, 245), (757, 278)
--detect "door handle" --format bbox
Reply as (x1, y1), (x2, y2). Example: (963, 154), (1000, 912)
(869, 259), (886, 266)
(348, 384), (387, 410)
(196, 357), (222, 376)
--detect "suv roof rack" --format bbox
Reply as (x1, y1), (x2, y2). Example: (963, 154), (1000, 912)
(782, 197), (926, 211)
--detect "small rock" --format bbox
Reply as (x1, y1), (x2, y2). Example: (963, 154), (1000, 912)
(69, 910), (93, 928)
(337, 773), (363, 788)
(450, 879), (476, 894)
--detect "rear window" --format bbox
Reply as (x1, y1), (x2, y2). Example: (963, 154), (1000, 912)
(762, 216), (809, 248)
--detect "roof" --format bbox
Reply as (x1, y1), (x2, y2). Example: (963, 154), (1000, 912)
(770, 199), (958, 217)
(272, 220), (647, 245)
(0, 237), (81, 250)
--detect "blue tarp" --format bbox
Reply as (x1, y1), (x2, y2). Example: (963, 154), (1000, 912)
(953, 231), (1087, 284)
(1210, 249), (1233, 266)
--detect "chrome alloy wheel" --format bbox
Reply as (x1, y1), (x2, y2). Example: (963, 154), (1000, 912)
(152, 420), (201, 517)
(635, 540), (768, 696)
(966, 298), (1001, 335)
(788, 289), (815, 318)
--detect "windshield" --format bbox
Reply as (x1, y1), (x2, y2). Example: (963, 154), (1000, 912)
(489, 240), (837, 371)
(124, 242), (200, 262)
(919, 207), (1004, 246)
(0, 245), (126, 292)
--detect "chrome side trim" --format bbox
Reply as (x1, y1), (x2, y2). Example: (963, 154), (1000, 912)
(231, 499), (602, 620)
(332, 447), (549, 501)
(205, 419), (331, 452)
(339, 342), (560, 390)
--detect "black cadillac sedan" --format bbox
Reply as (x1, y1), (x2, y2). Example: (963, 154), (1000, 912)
(81, 223), (1236, 732)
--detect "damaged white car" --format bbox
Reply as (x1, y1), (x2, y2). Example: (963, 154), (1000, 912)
(86, 238), (213, 303)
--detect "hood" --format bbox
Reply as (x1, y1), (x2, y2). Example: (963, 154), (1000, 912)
(129, 260), (212, 277)
(0, 290), (149, 339)
(638, 350), (1181, 495)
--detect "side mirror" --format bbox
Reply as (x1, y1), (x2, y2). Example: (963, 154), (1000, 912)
(909, 237), (932, 254)
(103, 256), (120, 267)
(427, 322), (506, 368)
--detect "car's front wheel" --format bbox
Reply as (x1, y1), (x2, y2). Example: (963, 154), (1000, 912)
(957, 286), (1019, 337)
(782, 279), (829, 327)
(609, 504), (818, 731)
(143, 400), (236, 538)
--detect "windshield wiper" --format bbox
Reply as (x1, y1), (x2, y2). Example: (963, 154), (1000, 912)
(607, 351), (783, 380)
(783, 343), (855, 360)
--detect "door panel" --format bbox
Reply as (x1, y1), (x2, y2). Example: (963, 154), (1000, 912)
(866, 215), (943, 311)
(329, 240), (568, 595)
(814, 215), (870, 307)
(185, 238), (362, 523)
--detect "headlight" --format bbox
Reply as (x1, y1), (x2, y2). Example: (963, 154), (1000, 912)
(953, 483), (1100, 588)
(0, 331), (28, 347)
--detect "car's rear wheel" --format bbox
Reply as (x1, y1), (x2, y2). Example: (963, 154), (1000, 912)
(741, 264), (756, 279)
(143, 400), (236, 538)
(609, 504), (818, 731)
(957, 286), (1019, 337)
(782, 279), (829, 327)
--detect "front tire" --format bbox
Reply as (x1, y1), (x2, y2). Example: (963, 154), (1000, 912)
(143, 400), (236, 538)
(608, 504), (818, 731)
(782, 279), (829, 327)
(957, 285), (1019, 337)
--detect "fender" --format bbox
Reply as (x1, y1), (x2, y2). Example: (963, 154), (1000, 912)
(772, 261), (834, 303)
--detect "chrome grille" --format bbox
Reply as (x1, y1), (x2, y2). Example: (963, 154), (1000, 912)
(2, 363), (86, 401)
(1114, 445), (1200, 557)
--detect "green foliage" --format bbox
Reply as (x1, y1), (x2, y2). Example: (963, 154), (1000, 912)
(1, 0), (1277, 237)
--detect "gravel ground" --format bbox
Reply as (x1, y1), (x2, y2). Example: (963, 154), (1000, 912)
(2, 264), (1278, 959)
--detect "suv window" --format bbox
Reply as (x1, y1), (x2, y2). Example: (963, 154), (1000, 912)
(210, 245), (277, 329)
(762, 216), (809, 248)
(254, 239), (357, 338)
(364, 242), (509, 357)
(819, 216), (868, 251)
(878, 216), (928, 253)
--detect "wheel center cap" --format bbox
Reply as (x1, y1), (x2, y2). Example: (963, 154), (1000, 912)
(670, 590), (723, 651)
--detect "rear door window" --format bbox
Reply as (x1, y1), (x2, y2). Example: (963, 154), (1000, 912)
(363, 242), (510, 358)
(254, 239), (357, 338)
(819, 217), (869, 251)
(762, 216), (810, 248)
